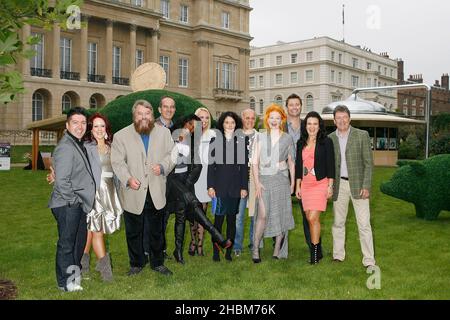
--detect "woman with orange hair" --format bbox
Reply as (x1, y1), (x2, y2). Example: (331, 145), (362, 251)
(251, 104), (296, 262)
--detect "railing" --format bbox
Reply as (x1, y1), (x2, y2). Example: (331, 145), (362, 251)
(60, 71), (80, 81)
(30, 68), (52, 78)
(0, 130), (57, 146)
(88, 74), (106, 83)
(112, 77), (129, 86)
(213, 88), (243, 101)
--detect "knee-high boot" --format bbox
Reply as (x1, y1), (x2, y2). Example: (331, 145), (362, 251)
(173, 211), (186, 264)
(310, 243), (320, 265)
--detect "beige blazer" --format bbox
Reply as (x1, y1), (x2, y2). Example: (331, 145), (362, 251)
(111, 124), (175, 214)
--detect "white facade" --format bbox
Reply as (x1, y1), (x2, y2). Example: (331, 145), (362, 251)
(249, 37), (398, 115)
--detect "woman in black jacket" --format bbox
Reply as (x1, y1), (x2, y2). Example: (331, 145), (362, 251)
(207, 111), (248, 262)
(295, 111), (335, 264)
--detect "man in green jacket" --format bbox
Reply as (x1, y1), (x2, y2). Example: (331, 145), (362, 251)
(329, 105), (376, 268)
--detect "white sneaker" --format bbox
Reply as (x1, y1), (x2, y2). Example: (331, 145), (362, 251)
(65, 282), (83, 292)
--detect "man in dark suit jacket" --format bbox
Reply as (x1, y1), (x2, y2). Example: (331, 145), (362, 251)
(48, 107), (96, 292)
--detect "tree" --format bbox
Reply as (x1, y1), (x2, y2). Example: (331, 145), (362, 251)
(0, 0), (82, 104)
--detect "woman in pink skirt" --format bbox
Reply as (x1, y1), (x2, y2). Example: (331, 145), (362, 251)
(295, 111), (335, 264)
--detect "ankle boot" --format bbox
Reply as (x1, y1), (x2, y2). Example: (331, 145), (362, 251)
(80, 253), (90, 275)
(96, 253), (113, 281)
(310, 243), (319, 265)
(173, 217), (186, 264)
(318, 239), (323, 261)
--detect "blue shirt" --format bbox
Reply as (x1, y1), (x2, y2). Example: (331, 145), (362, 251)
(141, 134), (150, 155)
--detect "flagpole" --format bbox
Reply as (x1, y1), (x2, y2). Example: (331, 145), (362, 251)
(342, 4), (345, 42)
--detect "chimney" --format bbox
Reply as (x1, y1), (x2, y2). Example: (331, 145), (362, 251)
(441, 73), (449, 90)
(408, 74), (423, 84)
(435, 80), (440, 87)
(397, 59), (404, 84)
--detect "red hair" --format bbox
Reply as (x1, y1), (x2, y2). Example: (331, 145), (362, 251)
(263, 104), (287, 132)
(85, 113), (113, 146)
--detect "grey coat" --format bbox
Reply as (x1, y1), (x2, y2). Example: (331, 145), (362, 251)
(48, 133), (96, 213)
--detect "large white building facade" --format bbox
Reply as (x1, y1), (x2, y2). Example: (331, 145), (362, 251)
(249, 37), (398, 115)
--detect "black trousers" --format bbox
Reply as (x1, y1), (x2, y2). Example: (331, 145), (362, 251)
(299, 200), (313, 249)
(124, 192), (164, 269)
(52, 204), (87, 289)
(213, 214), (236, 248)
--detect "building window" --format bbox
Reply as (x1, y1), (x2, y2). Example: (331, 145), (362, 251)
(132, 0), (143, 7)
(291, 53), (297, 64)
(403, 98), (408, 105)
(331, 94), (341, 102)
(275, 73), (282, 85)
(352, 58), (358, 68)
(338, 53), (342, 64)
(249, 76), (255, 88)
(390, 69), (394, 78)
(330, 70), (335, 83)
(31, 33), (44, 69)
(90, 96), (97, 109)
(259, 99), (264, 114)
(113, 46), (121, 78)
(32, 92), (44, 121)
(384, 67), (387, 75)
(276, 55), (282, 65)
(367, 62), (372, 70)
(305, 70), (313, 82)
(135, 49), (144, 68)
(259, 58), (264, 67)
(60, 37), (72, 72)
(259, 75), (264, 87)
(403, 106), (408, 115)
(351, 75), (359, 88)
(250, 98), (255, 110)
(306, 51), (313, 62)
(338, 72), (342, 84)
(250, 59), (255, 68)
(161, 0), (170, 19)
(306, 94), (313, 112)
(367, 78), (371, 87)
(419, 109), (424, 116)
(88, 42), (97, 75)
(180, 5), (189, 23)
(274, 95), (283, 106)
(178, 58), (188, 87)
(331, 51), (335, 62)
(62, 94), (72, 112)
(412, 98), (417, 106)
(290, 72), (298, 84)
(216, 62), (237, 90)
(378, 65), (381, 73)
(159, 55), (170, 84)
(221, 11), (230, 29)
(411, 108), (416, 116)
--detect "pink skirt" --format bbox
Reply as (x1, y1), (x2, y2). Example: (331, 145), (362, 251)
(301, 174), (328, 212)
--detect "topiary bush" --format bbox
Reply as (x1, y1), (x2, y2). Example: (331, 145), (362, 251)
(89, 89), (207, 133)
(380, 154), (450, 220)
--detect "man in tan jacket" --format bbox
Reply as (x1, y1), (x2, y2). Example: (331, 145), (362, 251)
(111, 100), (175, 276)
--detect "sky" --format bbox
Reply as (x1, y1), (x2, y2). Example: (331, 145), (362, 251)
(249, 0), (450, 85)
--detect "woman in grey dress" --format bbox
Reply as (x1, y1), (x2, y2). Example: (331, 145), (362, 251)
(251, 104), (295, 262)
(48, 113), (122, 281)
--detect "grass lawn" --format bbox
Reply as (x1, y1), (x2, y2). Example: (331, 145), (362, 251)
(0, 167), (449, 300)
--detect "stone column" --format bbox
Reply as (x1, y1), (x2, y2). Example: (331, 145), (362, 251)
(239, 47), (250, 100)
(106, 19), (113, 84)
(52, 23), (60, 79)
(80, 15), (89, 81)
(22, 24), (31, 76)
(129, 24), (137, 75)
(197, 40), (211, 97)
(151, 29), (159, 63)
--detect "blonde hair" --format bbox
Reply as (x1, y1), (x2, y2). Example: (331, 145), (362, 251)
(194, 107), (212, 131)
(264, 104), (287, 132)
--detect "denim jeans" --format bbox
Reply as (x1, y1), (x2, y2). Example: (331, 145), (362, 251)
(52, 204), (87, 289)
(234, 197), (254, 252)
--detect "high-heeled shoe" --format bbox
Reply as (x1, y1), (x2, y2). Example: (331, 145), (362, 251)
(252, 249), (261, 264)
(188, 240), (197, 256)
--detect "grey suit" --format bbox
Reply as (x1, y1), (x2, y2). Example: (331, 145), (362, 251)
(48, 132), (96, 289)
(49, 134), (96, 213)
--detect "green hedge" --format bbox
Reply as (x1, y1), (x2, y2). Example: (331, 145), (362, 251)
(380, 154), (450, 220)
(89, 89), (207, 133)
